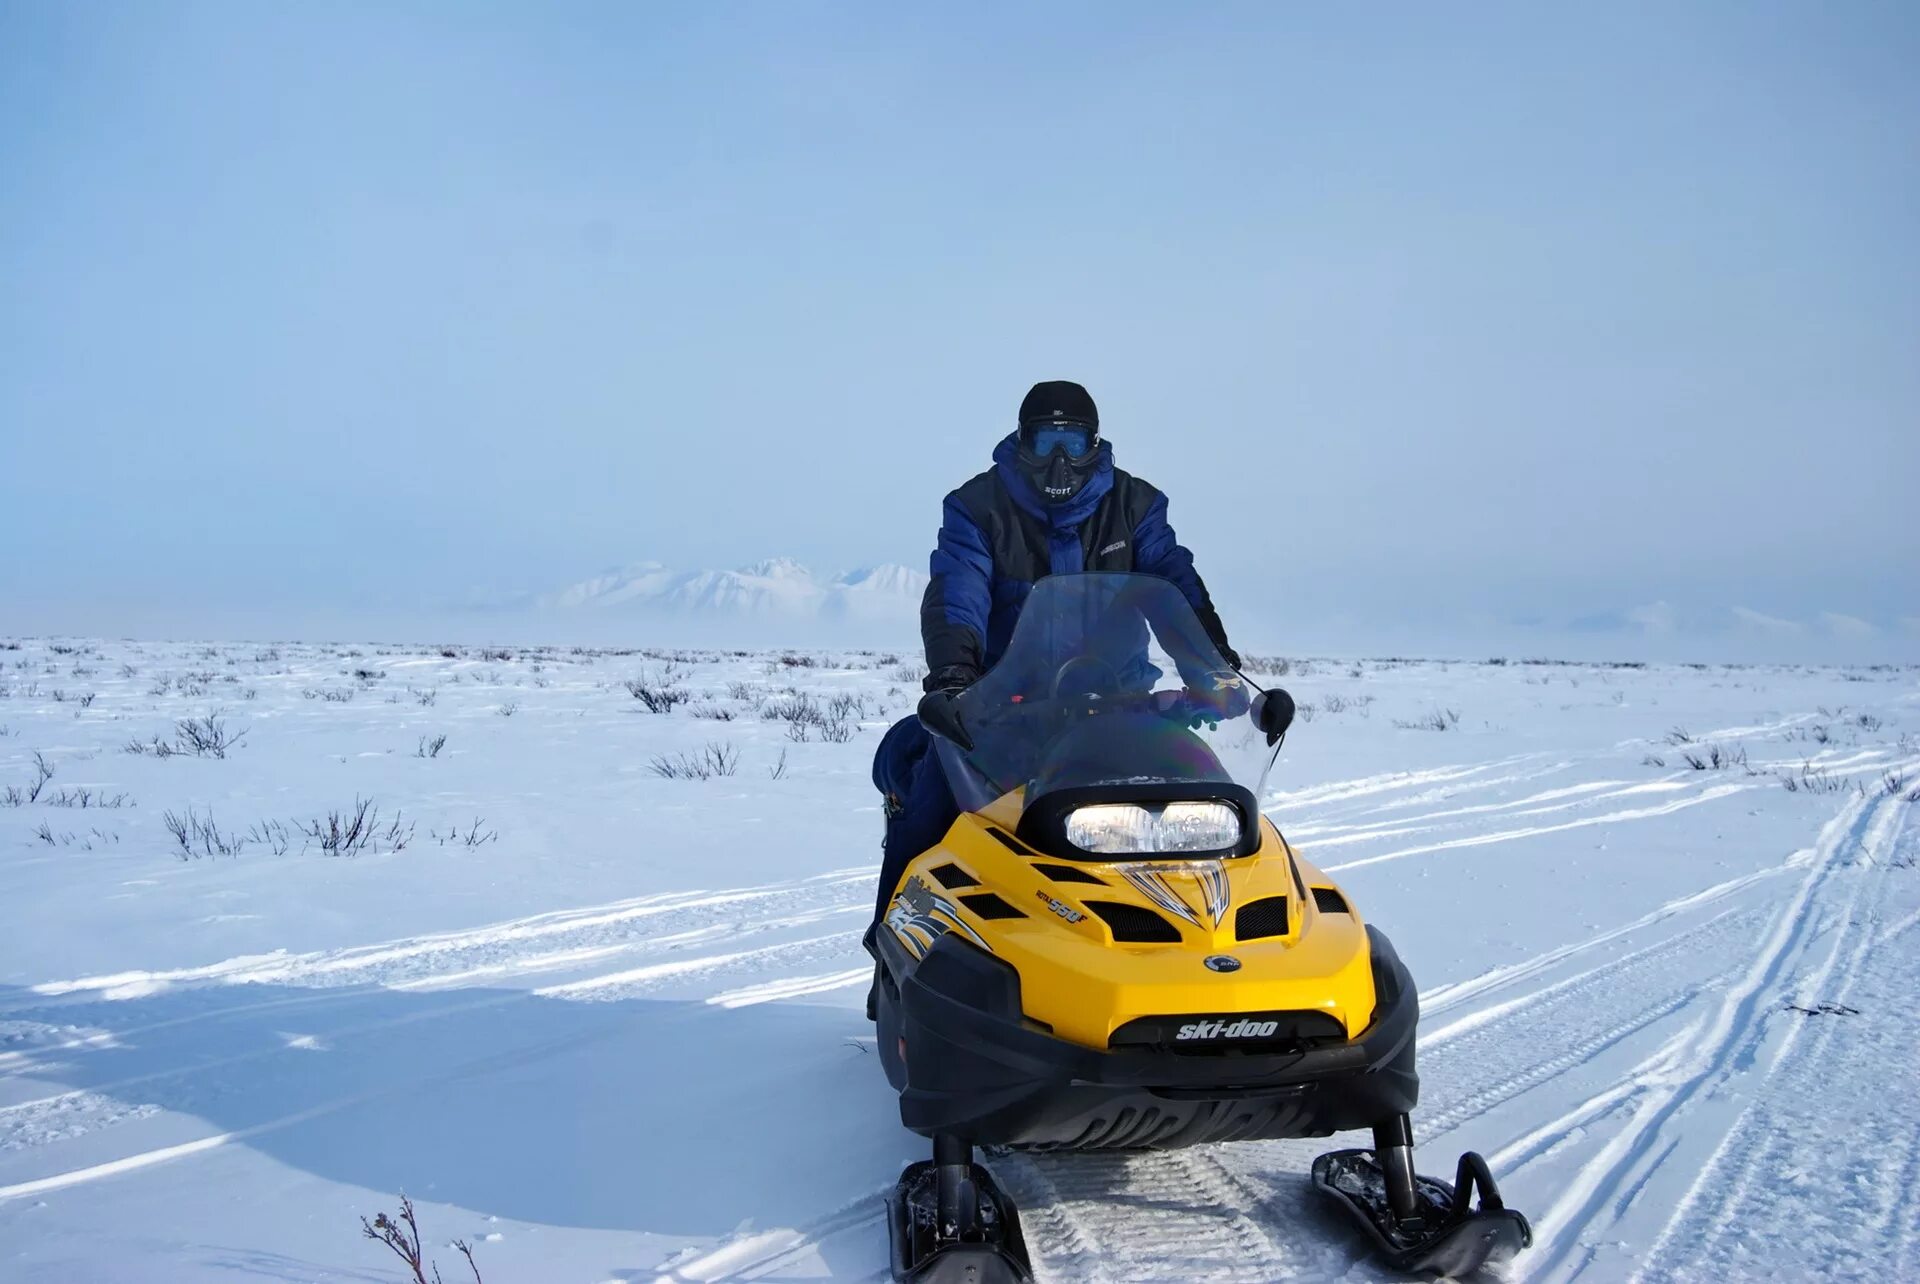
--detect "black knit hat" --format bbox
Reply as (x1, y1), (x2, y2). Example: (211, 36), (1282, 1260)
(1018, 380), (1098, 427)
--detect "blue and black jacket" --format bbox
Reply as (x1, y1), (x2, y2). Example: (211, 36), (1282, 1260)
(919, 433), (1236, 691)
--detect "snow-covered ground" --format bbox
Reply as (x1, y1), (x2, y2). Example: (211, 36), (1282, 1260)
(1, 637), (1915, 1282)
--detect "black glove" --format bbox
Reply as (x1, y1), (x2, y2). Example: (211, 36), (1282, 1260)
(1220, 644), (1243, 671)
(922, 664), (979, 696)
(916, 688), (973, 751)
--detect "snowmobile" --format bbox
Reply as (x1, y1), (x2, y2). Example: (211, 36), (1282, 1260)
(868, 573), (1530, 1282)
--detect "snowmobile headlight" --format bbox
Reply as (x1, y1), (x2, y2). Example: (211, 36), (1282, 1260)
(1155, 801), (1241, 851)
(1065, 801), (1242, 854)
(1066, 804), (1158, 854)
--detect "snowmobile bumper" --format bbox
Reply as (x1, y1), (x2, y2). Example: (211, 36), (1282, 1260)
(872, 923), (1419, 1148)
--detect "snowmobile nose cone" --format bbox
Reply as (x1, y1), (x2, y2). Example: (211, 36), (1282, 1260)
(1204, 955), (1242, 973)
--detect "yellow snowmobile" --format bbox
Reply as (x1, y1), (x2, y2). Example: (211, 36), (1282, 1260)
(869, 573), (1530, 1282)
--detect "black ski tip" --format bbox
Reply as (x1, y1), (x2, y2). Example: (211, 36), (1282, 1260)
(886, 1159), (1033, 1284)
(1312, 1148), (1532, 1277)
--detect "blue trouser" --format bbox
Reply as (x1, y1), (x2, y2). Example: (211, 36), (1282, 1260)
(871, 716), (960, 922)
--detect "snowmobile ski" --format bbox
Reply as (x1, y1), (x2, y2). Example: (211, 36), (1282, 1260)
(885, 1138), (1032, 1284)
(1312, 1146), (1532, 1277)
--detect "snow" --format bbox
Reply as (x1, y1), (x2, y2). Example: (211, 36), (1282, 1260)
(1, 638), (1916, 1282)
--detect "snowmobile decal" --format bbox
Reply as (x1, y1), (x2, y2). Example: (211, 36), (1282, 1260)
(886, 874), (991, 959)
(1194, 861), (1231, 926)
(1034, 890), (1087, 924)
(1113, 866), (1200, 926)
(1113, 861), (1232, 927)
(1176, 1017), (1280, 1041)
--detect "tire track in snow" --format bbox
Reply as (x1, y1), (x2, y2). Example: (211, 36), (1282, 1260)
(1886, 1108), (1920, 1284)
(0, 1007), (638, 1205)
(1522, 792), (1901, 1282)
(0, 928), (867, 1160)
(1281, 764), (1591, 837)
(1324, 782), (1749, 874)
(0, 840), (880, 1187)
(649, 1191), (889, 1282)
(1417, 862), (1797, 1019)
(0, 872), (870, 1080)
(1264, 753), (1547, 812)
(1631, 799), (1913, 1283)
(1419, 958), (1750, 1146)
(17, 868), (872, 1003)
(705, 967), (872, 1009)
(1290, 778), (1681, 848)
(0, 856), (874, 1172)
(534, 931), (861, 999)
(1418, 904), (1754, 1053)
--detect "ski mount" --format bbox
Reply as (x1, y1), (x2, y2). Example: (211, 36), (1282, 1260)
(886, 1135), (1032, 1284)
(1312, 1117), (1533, 1276)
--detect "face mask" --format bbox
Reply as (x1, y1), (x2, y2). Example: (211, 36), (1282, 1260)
(1016, 421), (1101, 505)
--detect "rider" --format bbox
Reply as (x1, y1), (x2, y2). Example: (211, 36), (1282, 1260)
(871, 379), (1240, 921)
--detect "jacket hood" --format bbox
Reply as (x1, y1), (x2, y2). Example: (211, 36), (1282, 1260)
(992, 432), (1115, 529)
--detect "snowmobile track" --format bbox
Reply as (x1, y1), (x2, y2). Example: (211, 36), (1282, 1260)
(1000, 1142), (1347, 1283)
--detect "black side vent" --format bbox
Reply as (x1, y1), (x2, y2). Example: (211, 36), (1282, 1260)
(1236, 896), (1291, 941)
(960, 892), (1026, 920)
(987, 827), (1037, 856)
(1033, 862), (1106, 885)
(1087, 901), (1182, 943)
(1312, 887), (1350, 915)
(928, 862), (978, 890)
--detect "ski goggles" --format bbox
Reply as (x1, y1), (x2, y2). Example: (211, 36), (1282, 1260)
(1022, 423), (1097, 459)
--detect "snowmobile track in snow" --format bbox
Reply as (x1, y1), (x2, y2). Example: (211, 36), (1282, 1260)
(1524, 789), (1914, 1281)
(0, 869), (877, 1185)
(937, 787), (1912, 1284)
(1630, 795), (1918, 1283)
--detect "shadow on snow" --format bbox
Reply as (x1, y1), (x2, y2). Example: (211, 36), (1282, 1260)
(0, 975), (915, 1241)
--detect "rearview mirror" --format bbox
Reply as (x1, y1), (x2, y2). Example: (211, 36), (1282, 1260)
(1252, 688), (1295, 745)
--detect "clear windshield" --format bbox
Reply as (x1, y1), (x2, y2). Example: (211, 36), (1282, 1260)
(950, 573), (1274, 804)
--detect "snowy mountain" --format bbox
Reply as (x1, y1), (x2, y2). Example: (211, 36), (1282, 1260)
(538, 562), (681, 610)
(524, 558), (928, 635)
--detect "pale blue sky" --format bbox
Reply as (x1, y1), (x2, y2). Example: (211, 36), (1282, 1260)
(2, 2), (1914, 656)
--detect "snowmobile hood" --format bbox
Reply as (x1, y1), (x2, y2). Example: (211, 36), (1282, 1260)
(881, 809), (1380, 1052)
(992, 432), (1115, 529)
